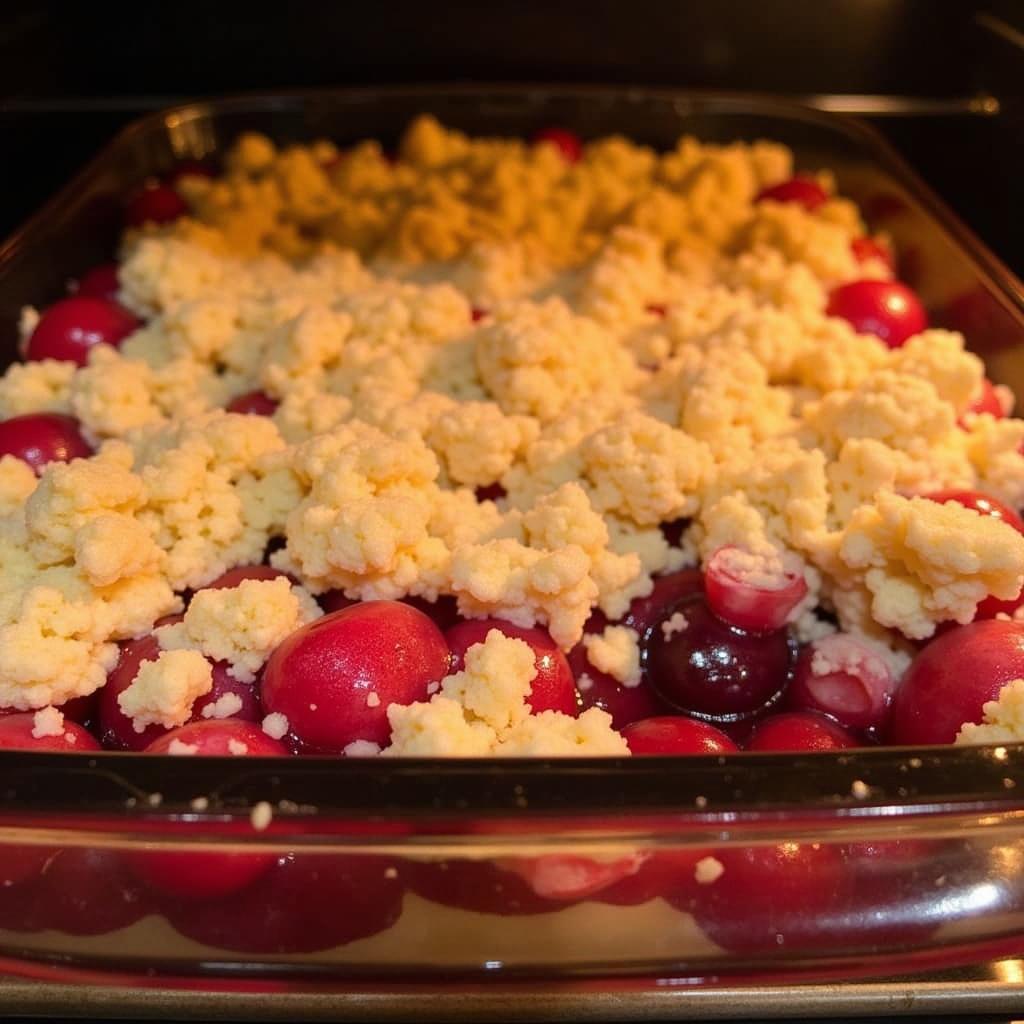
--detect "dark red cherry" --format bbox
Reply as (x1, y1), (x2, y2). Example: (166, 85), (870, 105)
(0, 413), (92, 473)
(826, 280), (928, 349)
(755, 176), (828, 211)
(227, 391), (279, 416)
(531, 128), (583, 163)
(74, 263), (120, 302)
(125, 182), (188, 227)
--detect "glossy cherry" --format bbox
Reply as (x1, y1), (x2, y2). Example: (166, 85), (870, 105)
(445, 618), (578, 716)
(747, 710), (857, 752)
(787, 634), (895, 734)
(888, 620), (1024, 745)
(532, 127), (583, 163)
(680, 841), (850, 954)
(226, 390), (279, 416)
(165, 853), (405, 952)
(0, 413), (92, 473)
(569, 645), (669, 729)
(124, 182), (188, 227)
(755, 176), (828, 211)
(25, 296), (139, 365)
(642, 594), (796, 723)
(923, 488), (1024, 535)
(703, 545), (807, 633)
(74, 263), (120, 302)
(621, 715), (737, 755)
(260, 601), (450, 752)
(826, 279), (928, 349)
(0, 712), (100, 753)
(144, 719), (287, 758)
(620, 568), (704, 637)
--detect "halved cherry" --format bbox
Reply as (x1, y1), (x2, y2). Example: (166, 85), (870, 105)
(0, 413), (92, 473)
(704, 545), (807, 633)
(755, 176), (828, 211)
(826, 280), (928, 349)
(25, 296), (139, 365)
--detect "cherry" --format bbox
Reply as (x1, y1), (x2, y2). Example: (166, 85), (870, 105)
(621, 716), (737, 755)
(74, 262), (120, 302)
(642, 594), (796, 723)
(851, 236), (895, 271)
(25, 296), (139, 365)
(961, 378), (1006, 421)
(226, 390), (279, 416)
(406, 857), (567, 916)
(200, 565), (291, 591)
(144, 719), (286, 758)
(569, 644), (669, 729)
(645, 302), (667, 318)
(124, 182), (188, 227)
(499, 852), (644, 901)
(470, 307), (488, 323)
(747, 710), (857, 752)
(679, 841), (850, 955)
(22, 847), (153, 936)
(755, 176), (828, 211)
(923, 488), (1024, 535)
(474, 482), (506, 503)
(445, 618), (578, 716)
(531, 127), (583, 163)
(166, 159), (214, 185)
(0, 413), (92, 473)
(620, 568), (704, 637)
(787, 634), (895, 734)
(826, 279), (928, 349)
(889, 620), (1024, 744)
(401, 595), (461, 632)
(0, 712), (100, 752)
(260, 601), (450, 752)
(165, 853), (404, 953)
(594, 850), (707, 906)
(703, 545), (807, 633)
(98, 625), (261, 750)
(318, 590), (358, 615)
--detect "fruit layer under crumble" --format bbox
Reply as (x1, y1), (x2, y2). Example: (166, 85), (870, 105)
(3, 116), (1024, 759)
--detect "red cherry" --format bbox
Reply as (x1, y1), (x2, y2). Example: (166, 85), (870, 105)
(680, 842), (850, 954)
(0, 712), (100, 752)
(851, 236), (895, 271)
(260, 601), (450, 752)
(124, 182), (188, 227)
(0, 413), (92, 473)
(499, 852), (644, 902)
(532, 127), (583, 163)
(474, 482), (506, 503)
(25, 296), (140, 365)
(226, 390), (279, 416)
(888, 620), (1024, 745)
(98, 624), (261, 750)
(569, 647), (669, 729)
(595, 850), (707, 906)
(74, 263), (120, 302)
(24, 847), (153, 936)
(961, 378), (1006, 422)
(703, 545), (807, 633)
(470, 307), (488, 323)
(621, 568), (705, 637)
(923, 488), (1024, 535)
(787, 634), (896, 734)
(747, 710), (857, 752)
(621, 715), (737, 755)
(407, 857), (565, 916)
(166, 159), (214, 185)
(826, 279), (928, 349)
(445, 618), (578, 716)
(144, 719), (286, 758)
(755, 176), (828, 211)
(200, 565), (292, 591)
(165, 853), (404, 952)
(401, 595), (462, 632)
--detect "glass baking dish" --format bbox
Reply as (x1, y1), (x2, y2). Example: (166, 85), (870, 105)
(1, 87), (1023, 1009)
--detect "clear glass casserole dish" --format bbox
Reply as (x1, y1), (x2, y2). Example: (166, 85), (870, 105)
(0, 87), (1023, 1008)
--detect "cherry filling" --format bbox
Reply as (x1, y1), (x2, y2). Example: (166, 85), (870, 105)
(642, 594), (797, 723)
(787, 633), (895, 735)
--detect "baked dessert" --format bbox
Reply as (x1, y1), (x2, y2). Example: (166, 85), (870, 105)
(1, 115), (1023, 764)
